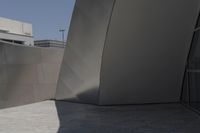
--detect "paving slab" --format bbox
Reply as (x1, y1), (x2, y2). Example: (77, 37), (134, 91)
(0, 101), (200, 133)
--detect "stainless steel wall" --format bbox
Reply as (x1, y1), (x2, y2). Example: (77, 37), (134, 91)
(99, 0), (200, 105)
(56, 0), (200, 105)
(181, 15), (200, 112)
(0, 0), (199, 106)
(0, 41), (64, 108)
(55, 0), (115, 104)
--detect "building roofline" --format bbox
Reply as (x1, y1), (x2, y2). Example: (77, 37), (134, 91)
(0, 31), (33, 38)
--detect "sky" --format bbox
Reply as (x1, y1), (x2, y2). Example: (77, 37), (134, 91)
(0, 0), (75, 41)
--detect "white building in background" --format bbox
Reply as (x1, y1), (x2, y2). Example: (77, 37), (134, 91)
(0, 17), (34, 46)
(34, 40), (66, 48)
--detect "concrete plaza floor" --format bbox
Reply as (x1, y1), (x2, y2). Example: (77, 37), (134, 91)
(0, 101), (200, 133)
(0, 101), (59, 133)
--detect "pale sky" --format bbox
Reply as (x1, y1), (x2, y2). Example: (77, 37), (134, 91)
(0, 0), (75, 41)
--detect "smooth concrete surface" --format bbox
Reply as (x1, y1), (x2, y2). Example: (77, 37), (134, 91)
(0, 101), (200, 133)
(0, 17), (33, 46)
(56, 0), (200, 105)
(0, 32), (34, 46)
(0, 17), (32, 36)
(0, 101), (59, 133)
(0, 41), (64, 109)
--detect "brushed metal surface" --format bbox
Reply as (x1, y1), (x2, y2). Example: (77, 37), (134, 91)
(99, 0), (200, 105)
(0, 41), (64, 108)
(56, 0), (200, 105)
(55, 0), (115, 104)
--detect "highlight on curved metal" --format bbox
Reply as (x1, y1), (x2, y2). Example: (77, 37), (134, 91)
(55, 0), (116, 104)
(0, 0), (200, 108)
(0, 40), (64, 108)
(55, 0), (200, 105)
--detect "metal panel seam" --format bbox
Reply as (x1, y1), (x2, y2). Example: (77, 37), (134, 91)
(180, 8), (200, 101)
(98, 0), (116, 105)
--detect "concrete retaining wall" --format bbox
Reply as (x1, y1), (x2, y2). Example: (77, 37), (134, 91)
(0, 41), (64, 108)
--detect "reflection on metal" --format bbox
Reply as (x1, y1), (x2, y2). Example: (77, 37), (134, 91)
(181, 13), (200, 112)
(56, 0), (200, 105)
(55, 0), (115, 104)
(0, 0), (200, 108)
(0, 40), (64, 108)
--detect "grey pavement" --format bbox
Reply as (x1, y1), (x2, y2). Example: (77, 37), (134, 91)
(0, 101), (59, 133)
(0, 101), (200, 133)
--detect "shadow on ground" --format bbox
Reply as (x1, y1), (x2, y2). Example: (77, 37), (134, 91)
(55, 101), (200, 133)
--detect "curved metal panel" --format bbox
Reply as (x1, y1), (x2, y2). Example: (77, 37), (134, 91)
(99, 0), (200, 105)
(55, 0), (115, 104)
(0, 41), (64, 108)
(56, 0), (200, 105)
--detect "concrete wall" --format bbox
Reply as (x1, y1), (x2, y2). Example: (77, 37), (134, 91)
(0, 32), (34, 46)
(56, 0), (200, 105)
(0, 0), (199, 107)
(0, 17), (33, 46)
(0, 17), (32, 36)
(0, 41), (64, 108)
